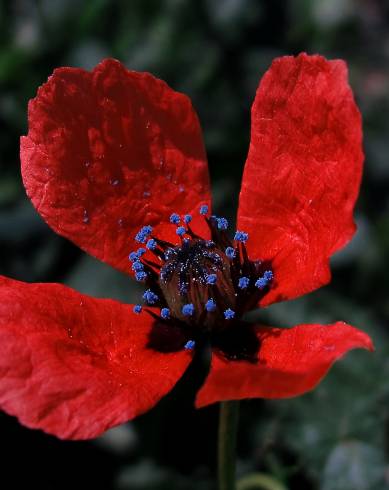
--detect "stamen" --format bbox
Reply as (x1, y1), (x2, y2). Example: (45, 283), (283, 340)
(135, 271), (147, 282)
(133, 304), (142, 314)
(129, 251), (138, 262)
(170, 213), (180, 224)
(184, 214), (192, 224)
(176, 226), (186, 237)
(238, 277), (250, 289)
(161, 307), (170, 319)
(182, 303), (195, 316)
(205, 298), (216, 312)
(225, 247), (236, 259)
(234, 231), (249, 243)
(216, 217), (228, 230)
(146, 238), (157, 250)
(199, 204), (209, 215)
(224, 308), (235, 320)
(136, 247), (146, 257)
(143, 289), (159, 304)
(263, 271), (273, 281)
(184, 340), (196, 350)
(135, 225), (153, 243)
(132, 261), (144, 272)
(206, 273), (217, 285)
(255, 270), (273, 289)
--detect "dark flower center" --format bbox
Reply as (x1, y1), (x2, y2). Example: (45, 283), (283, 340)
(129, 205), (273, 361)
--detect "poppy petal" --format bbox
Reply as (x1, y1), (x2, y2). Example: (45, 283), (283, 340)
(0, 276), (192, 439)
(21, 58), (210, 275)
(196, 322), (373, 407)
(237, 53), (363, 305)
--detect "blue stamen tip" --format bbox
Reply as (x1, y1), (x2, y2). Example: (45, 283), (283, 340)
(146, 238), (157, 250)
(133, 304), (142, 314)
(136, 247), (146, 257)
(224, 308), (235, 320)
(161, 307), (170, 319)
(205, 298), (216, 312)
(184, 340), (196, 350)
(182, 303), (195, 316)
(217, 217), (229, 230)
(255, 270), (273, 289)
(234, 231), (249, 243)
(176, 226), (186, 237)
(225, 246), (236, 259)
(135, 271), (147, 282)
(143, 289), (159, 304)
(129, 251), (138, 262)
(184, 214), (192, 224)
(199, 204), (209, 215)
(263, 270), (273, 281)
(206, 273), (217, 285)
(135, 225), (153, 243)
(238, 276), (250, 289)
(170, 213), (180, 224)
(132, 261), (144, 272)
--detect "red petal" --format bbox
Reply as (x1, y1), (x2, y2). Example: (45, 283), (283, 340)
(21, 58), (210, 275)
(0, 276), (192, 439)
(196, 322), (373, 407)
(237, 53), (363, 305)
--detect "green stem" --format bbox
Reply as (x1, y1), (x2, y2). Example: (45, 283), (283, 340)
(218, 400), (240, 490)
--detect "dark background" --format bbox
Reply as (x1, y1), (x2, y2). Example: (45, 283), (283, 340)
(1, 1), (388, 489)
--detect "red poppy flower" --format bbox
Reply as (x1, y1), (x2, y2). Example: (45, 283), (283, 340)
(0, 53), (373, 440)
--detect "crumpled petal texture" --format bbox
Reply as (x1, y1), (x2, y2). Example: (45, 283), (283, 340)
(238, 53), (363, 305)
(196, 322), (373, 407)
(0, 276), (191, 439)
(21, 58), (210, 275)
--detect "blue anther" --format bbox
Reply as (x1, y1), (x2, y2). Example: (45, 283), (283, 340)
(133, 304), (142, 314)
(176, 226), (186, 237)
(238, 276), (250, 289)
(234, 231), (249, 243)
(170, 213), (181, 224)
(129, 251), (138, 262)
(132, 261), (144, 272)
(146, 238), (157, 250)
(135, 271), (147, 282)
(184, 214), (192, 224)
(161, 307), (170, 319)
(206, 273), (217, 285)
(217, 217), (229, 230)
(255, 270), (273, 289)
(205, 298), (216, 312)
(143, 289), (159, 304)
(263, 270), (273, 281)
(224, 308), (235, 320)
(135, 225), (153, 243)
(199, 204), (209, 215)
(136, 247), (146, 257)
(225, 246), (236, 259)
(184, 340), (196, 350)
(182, 303), (195, 316)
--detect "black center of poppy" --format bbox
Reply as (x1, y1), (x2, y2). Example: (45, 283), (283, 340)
(129, 206), (274, 361)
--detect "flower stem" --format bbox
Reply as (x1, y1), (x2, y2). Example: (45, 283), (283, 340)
(218, 400), (240, 490)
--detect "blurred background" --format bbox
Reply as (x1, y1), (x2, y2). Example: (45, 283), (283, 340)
(0, 0), (388, 489)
